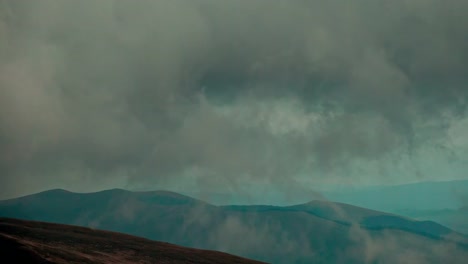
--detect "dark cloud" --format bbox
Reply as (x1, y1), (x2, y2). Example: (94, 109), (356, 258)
(1, 0), (468, 198)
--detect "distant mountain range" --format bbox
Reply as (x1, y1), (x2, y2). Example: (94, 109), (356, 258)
(322, 179), (468, 234)
(0, 189), (467, 263)
(183, 179), (468, 234)
(0, 217), (265, 264)
(324, 179), (468, 210)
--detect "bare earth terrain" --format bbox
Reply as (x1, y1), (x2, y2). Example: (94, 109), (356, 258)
(0, 218), (266, 264)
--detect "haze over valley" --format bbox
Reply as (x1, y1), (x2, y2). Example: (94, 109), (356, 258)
(1, 0), (468, 263)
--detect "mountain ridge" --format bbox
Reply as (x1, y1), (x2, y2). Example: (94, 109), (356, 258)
(1, 188), (467, 263)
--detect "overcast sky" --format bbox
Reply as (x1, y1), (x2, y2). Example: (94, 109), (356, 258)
(1, 0), (468, 199)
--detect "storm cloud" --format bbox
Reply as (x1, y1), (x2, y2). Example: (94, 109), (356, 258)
(1, 0), (468, 198)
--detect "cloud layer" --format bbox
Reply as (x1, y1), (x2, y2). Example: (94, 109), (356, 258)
(1, 0), (468, 198)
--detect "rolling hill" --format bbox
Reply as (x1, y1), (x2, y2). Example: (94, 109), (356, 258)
(1, 189), (467, 263)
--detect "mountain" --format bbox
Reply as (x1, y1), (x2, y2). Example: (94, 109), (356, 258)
(182, 180), (468, 234)
(0, 217), (266, 264)
(324, 180), (468, 211)
(1, 189), (467, 263)
(183, 180), (468, 208)
(322, 179), (468, 234)
(223, 201), (466, 243)
(395, 207), (468, 234)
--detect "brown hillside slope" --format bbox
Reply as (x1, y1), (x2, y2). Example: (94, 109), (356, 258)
(0, 218), (267, 264)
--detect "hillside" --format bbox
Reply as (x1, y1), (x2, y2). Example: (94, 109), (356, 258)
(0, 217), (266, 264)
